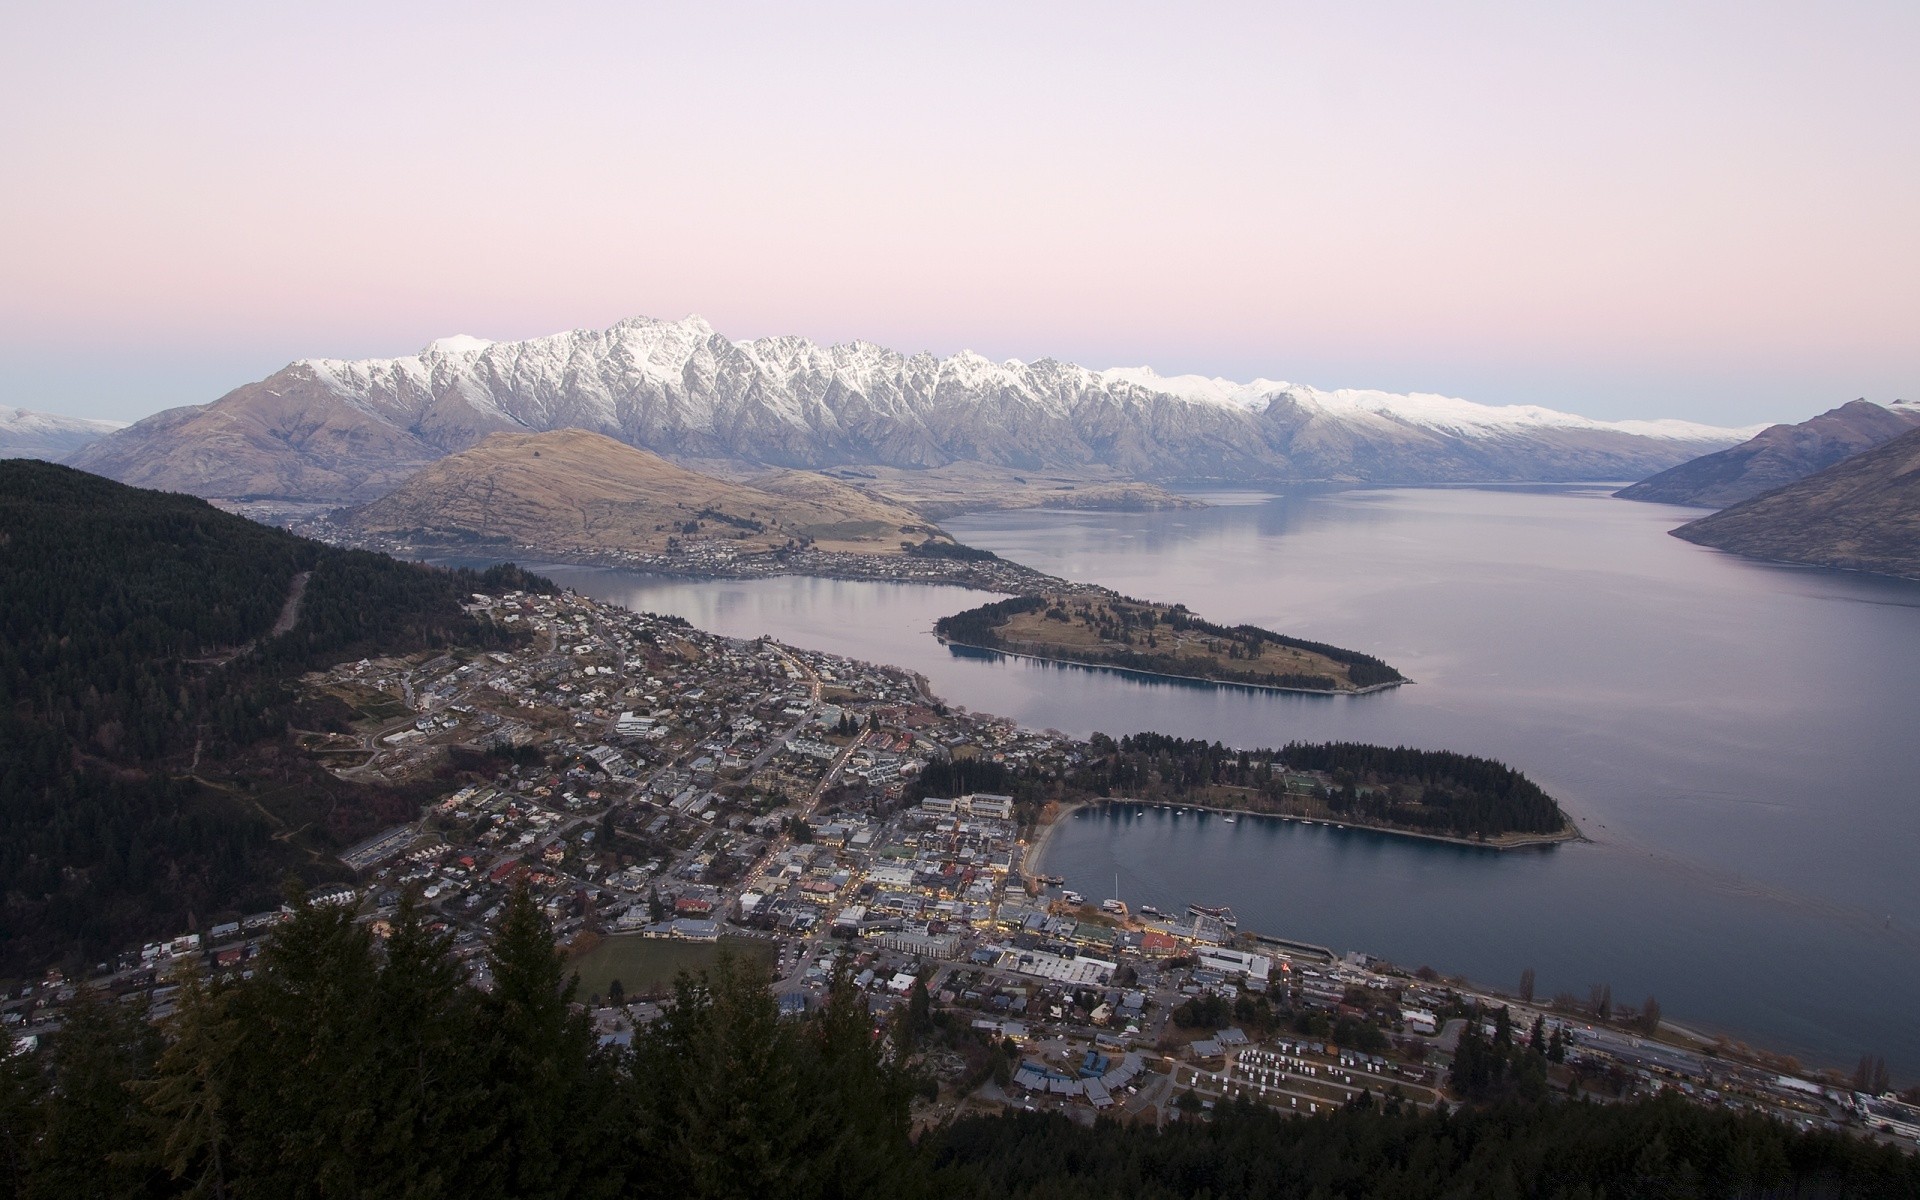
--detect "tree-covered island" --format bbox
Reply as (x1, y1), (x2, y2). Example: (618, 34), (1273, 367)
(934, 594), (1405, 694)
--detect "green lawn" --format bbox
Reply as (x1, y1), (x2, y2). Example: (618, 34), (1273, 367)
(567, 934), (773, 1001)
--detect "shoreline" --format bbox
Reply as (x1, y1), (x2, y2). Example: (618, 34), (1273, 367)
(937, 636), (1407, 697)
(1020, 799), (1093, 875)
(1025, 798), (1581, 879)
(349, 538), (1091, 596)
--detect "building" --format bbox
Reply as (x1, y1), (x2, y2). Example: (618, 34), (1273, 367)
(960, 793), (1015, 819)
(1196, 946), (1272, 983)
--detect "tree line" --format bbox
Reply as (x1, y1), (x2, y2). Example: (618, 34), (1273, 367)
(931, 596), (1048, 646)
(5, 888), (1913, 1199)
(1281, 742), (1565, 837)
(1067, 733), (1567, 838)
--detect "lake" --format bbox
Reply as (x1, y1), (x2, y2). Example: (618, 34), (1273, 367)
(519, 484), (1920, 1078)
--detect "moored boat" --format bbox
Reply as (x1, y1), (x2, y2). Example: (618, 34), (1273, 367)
(1188, 902), (1239, 928)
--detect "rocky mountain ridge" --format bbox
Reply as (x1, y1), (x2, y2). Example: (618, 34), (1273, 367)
(69, 314), (1758, 503)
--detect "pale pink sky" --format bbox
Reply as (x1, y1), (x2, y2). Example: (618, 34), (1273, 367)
(2, 1), (1915, 424)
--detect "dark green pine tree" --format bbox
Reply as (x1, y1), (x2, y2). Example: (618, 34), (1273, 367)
(902, 975), (935, 1052)
(221, 891), (383, 1198)
(0, 1027), (46, 1197)
(135, 967), (237, 1199)
(469, 885), (614, 1200)
(361, 891), (488, 1199)
(800, 963), (919, 1199)
(26, 988), (169, 1199)
(627, 951), (809, 1200)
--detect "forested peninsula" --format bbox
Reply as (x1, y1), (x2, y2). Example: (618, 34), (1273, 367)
(919, 734), (1575, 846)
(934, 594), (1405, 694)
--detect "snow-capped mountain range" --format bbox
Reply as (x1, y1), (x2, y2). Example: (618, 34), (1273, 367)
(70, 314), (1759, 504)
(0, 407), (124, 461)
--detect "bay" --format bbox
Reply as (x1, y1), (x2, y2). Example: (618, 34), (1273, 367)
(520, 484), (1920, 1078)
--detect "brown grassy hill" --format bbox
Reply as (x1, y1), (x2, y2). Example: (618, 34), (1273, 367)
(1673, 426), (1920, 579)
(333, 429), (947, 556)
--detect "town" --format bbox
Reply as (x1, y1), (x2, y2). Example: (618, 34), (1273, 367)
(9, 585), (1918, 1151)
(299, 517), (1093, 598)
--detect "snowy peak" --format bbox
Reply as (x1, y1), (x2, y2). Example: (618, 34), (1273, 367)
(421, 334), (495, 357)
(0, 407), (124, 462)
(1099, 366), (1290, 411)
(71, 313), (1766, 503)
(1098, 365), (1757, 443)
(289, 318), (1757, 445)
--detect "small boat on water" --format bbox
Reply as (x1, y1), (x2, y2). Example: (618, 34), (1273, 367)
(1138, 904), (1168, 919)
(1222, 816), (1237, 824)
(1188, 903), (1239, 928)
(1062, 889), (1084, 904)
(1101, 898), (1129, 917)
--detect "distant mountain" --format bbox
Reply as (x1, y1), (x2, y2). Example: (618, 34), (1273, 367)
(68, 316), (1754, 504)
(328, 428), (947, 557)
(1672, 426), (1920, 579)
(1616, 399), (1920, 508)
(0, 405), (122, 460)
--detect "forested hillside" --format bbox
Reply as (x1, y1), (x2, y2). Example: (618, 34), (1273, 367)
(0, 461), (548, 974)
(8, 890), (1912, 1199)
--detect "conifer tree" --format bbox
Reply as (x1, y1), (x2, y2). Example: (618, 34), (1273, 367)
(363, 891), (486, 1199)
(630, 951), (808, 1199)
(29, 988), (168, 1198)
(804, 962), (917, 1198)
(135, 969), (236, 1199)
(470, 885), (610, 1200)
(0, 1029), (46, 1196)
(222, 891), (382, 1198)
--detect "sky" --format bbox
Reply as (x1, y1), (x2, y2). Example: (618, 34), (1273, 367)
(1, 1), (1915, 426)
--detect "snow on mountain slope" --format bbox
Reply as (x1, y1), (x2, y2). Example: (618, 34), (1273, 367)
(1098, 365), (1760, 442)
(70, 314), (1759, 503)
(0, 407), (124, 461)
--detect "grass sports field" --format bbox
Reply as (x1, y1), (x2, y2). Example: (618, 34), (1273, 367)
(567, 934), (774, 1000)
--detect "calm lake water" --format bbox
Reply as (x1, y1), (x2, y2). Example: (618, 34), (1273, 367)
(520, 485), (1920, 1079)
